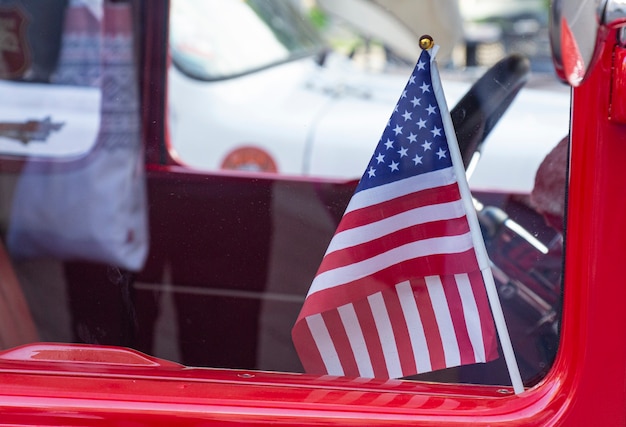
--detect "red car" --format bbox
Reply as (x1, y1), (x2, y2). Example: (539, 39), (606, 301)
(0, 0), (623, 425)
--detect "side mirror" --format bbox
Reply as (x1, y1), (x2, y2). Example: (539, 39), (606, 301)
(550, 0), (626, 86)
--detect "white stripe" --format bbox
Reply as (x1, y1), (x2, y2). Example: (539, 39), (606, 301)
(327, 200), (465, 255)
(346, 167), (456, 214)
(306, 314), (344, 376)
(425, 276), (461, 367)
(308, 233), (474, 296)
(368, 292), (403, 378)
(396, 281), (432, 373)
(338, 303), (374, 377)
(455, 273), (486, 362)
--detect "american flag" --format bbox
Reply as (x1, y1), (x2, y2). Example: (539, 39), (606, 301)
(292, 49), (498, 379)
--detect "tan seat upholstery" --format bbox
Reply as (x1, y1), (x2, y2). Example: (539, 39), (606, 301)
(0, 240), (39, 349)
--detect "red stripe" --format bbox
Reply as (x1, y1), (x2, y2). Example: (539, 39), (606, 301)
(413, 277), (446, 371)
(337, 183), (461, 232)
(318, 217), (470, 275)
(322, 309), (360, 377)
(440, 275), (476, 365)
(382, 287), (417, 377)
(291, 320), (327, 375)
(298, 250), (480, 321)
(352, 297), (389, 378)
(468, 270), (498, 361)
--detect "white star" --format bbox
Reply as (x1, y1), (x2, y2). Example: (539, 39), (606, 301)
(401, 90), (407, 99)
(431, 126), (442, 137)
(393, 124), (403, 135)
(422, 140), (432, 151)
(389, 161), (399, 172)
(402, 110), (412, 121)
(416, 118), (427, 129)
(385, 139), (394, 149)
(376, 152), (385, 163)
(413, 154), (423, 165)
(407, 132), (417, 143)
(394, 105), (399, 112)
(409, 75), (416, 84)
(398, 146), (408, 157)
(426, 104), (437, 115)
(417, 60), (426, 70)
(368, 167), (376, 177)
(410, 97), (421, 107)
(436, 148), (447, 159)
(420, 82), (430, 93)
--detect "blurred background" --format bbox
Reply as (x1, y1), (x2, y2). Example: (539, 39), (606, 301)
(167, 0), (567, 180)
(292, 0), (552, 75)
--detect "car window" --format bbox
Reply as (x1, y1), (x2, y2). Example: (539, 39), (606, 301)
(0, 0), (569, 394)
(170, 0), (324, 80)
(0, 0), (145, 344)
(165, 0), (569, 389)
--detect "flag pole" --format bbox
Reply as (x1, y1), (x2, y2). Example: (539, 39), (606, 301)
(422, 35), (524, 395)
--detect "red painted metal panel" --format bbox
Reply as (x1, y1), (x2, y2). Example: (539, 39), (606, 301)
(550, 28), (626, 425)
(610, 45), (626, 123)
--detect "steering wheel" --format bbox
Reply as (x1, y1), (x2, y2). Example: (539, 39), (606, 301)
(448, 54), (564, 388)
(450, 54), (531, 169)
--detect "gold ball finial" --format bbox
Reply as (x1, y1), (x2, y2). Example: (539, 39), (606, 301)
(419, 35), (434, 50)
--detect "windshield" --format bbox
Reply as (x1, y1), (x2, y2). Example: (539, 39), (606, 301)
(170, 0), (325, 80)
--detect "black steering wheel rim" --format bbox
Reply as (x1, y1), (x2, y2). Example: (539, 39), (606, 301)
(450, 54), (531, 169)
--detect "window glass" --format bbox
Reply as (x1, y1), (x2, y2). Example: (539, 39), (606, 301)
(0, 0), (569, 392)
(164, 0), (569, 388)
(0, 0), (146, 347)
(0, 0), (101, 159)
(170, 0), (324, 80)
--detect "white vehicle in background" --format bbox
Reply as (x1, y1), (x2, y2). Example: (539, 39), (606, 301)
(167, 0), (569, 194)
(459, 0), (546, 22)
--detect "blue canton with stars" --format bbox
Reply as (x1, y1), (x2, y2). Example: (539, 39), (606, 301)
(356, 50), (453, 193)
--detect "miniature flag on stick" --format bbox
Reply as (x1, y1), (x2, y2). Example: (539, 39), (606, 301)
(292, 38), (523, 393)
